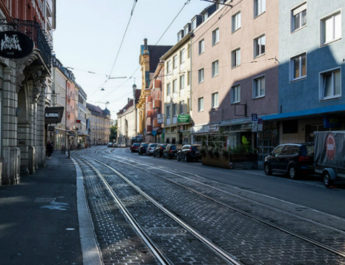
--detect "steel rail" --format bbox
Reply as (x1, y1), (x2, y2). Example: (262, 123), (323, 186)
(99, 155), (345, 260)
(90, 158), (242, 265)
(75, 158), (171, 265)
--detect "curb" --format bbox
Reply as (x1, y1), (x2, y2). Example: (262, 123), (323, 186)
(72, 158), (103, 265)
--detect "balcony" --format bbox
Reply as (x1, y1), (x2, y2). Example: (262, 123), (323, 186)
(0, 19), (52, 67)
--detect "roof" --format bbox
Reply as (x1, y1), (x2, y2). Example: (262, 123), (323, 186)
(117, 89), (141, 115)
(144, 45), (172, 71)
(86, 103), (110, 118)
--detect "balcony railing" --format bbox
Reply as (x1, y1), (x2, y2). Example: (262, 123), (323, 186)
(0, 19), (52, 68)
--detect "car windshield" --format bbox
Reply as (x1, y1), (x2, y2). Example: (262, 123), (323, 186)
(133, 143), (140, 147)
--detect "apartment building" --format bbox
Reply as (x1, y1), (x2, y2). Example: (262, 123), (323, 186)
(161, 33), (193, 144)
(191, 0), (279, 151)
(263, 0), (345, 144)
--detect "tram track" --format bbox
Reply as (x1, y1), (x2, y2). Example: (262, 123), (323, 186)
(94, 154), (345, 262)
(74, 156), (241, 265)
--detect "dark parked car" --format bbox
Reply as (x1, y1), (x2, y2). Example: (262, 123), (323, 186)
(138, 143), (149, 155)
(130, 143), (140, 152)
(163, 144), (178, 159)
(153, 144), (166, 158)
(177, 145), (201, 162)
(264, 143), (314, 179)
(146, 143), (157, 155)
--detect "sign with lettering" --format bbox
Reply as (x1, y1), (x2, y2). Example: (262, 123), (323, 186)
(0, 31), (34, 59)
(45, 107), (64, 124)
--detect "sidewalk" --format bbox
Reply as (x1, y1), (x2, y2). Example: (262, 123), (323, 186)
(0, 153), (82, 265)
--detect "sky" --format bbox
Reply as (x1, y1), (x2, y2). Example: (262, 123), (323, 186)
(53, 0), (211, 119)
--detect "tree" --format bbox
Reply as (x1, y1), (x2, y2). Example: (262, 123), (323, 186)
(109, 123), (117, 142)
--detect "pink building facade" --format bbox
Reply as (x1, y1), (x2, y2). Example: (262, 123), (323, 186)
(191, 0), (279, 152)
(145, 62), (164, 143)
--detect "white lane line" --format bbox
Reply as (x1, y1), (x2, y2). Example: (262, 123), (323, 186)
(72, 158), (103, 265)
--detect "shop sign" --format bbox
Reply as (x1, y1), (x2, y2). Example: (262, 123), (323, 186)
(45, 106), (64, 124)
(177, 114), (190, 123)
(0, 31), (34, 59)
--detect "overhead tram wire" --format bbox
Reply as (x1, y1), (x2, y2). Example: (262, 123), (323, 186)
(104, 0), (192, 101)
(87, 0), (138, 99)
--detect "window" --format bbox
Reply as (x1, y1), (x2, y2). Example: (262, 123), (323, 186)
(180, 74), (185, 90)
(191, 18), (197, 30)
(180, 49), (185, 64)
(173, 55), (178, 69)
(166, 60), (171, 74)
(232, 48), (241, 68)
(291, 3), (307, 32)
(322, 12), (341, 44)
(254, 35), (265, 57)
(198, 68), (204, 83)
(203, 12), (208, 22)
(199, 39), (205, 54)
(166, 83), (171, 96)
(187, 44), (191, 58)
(320, 68), (341, 99)
(212, 60), (219, 77)
(254, 0), (266, 17)
(187, 71), (191, 86)
(253, 76), (265, 98)
(212, 28), (219, 46)
(231, 85), (241, 104)
(291, 53), (306, 80)
(172, 79), (177, 93)
(198, 97), (204, 112)
(172, 103), (177, 116)
(166, 105), (170, 117)
(211, 92), (219, 108)
(232, 12), (241, 32)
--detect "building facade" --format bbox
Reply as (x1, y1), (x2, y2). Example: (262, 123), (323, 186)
(138, 39), (171, 140)
(161, 33), (193, 144)
(77, 85), (88, 148)
(87, 103), (111, 145)
(0, 0), (55, 184)
(191, 0), (279, 153)
(263, 0), (345, 144)
(117, 88), (141, 146)
(145, 62), (164, 143)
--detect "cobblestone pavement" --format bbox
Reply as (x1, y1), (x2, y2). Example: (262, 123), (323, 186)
(79, 159), (158, 265)
(88, 154), (345, 265)
(77, 157), (232, 265)
(109, 154), (345, 253)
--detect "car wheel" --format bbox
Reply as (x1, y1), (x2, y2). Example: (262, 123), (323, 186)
(323, 172), (333, 188)
(264, 163), (272, 175)
(288, 165), (298, 179)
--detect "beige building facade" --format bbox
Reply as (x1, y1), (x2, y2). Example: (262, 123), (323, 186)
(161, 34), (193, 144)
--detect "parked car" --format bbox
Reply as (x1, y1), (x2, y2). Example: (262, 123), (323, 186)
(153, 144), (166, 158)
(177, 145), (201, 162)
(130, 143), (140, 152)
(314, 131), (345, 187)
(107, 142), (113, 147)
(146, 143), (157, 155)
(138, 143), (149, 155)
(163, 144), (178, 159)
(264, 143), (314, 179)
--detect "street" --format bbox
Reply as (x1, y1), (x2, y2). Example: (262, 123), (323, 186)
(72, 146), (345, 265)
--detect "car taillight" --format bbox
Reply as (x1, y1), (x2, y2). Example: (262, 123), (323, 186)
(298, 156), (311, 162)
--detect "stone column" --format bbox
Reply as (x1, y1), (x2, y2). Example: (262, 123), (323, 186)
(36, 91), (46, 168)
(0, 62), (21, 184)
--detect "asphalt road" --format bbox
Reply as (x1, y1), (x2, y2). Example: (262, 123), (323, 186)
(97, 146), (345, 219)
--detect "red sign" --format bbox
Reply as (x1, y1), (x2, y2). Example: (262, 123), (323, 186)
(76, 120), (81, 123)
(325, 134), (336, 160)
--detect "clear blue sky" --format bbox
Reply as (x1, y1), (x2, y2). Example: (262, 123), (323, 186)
(53, 0), (210, 119)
